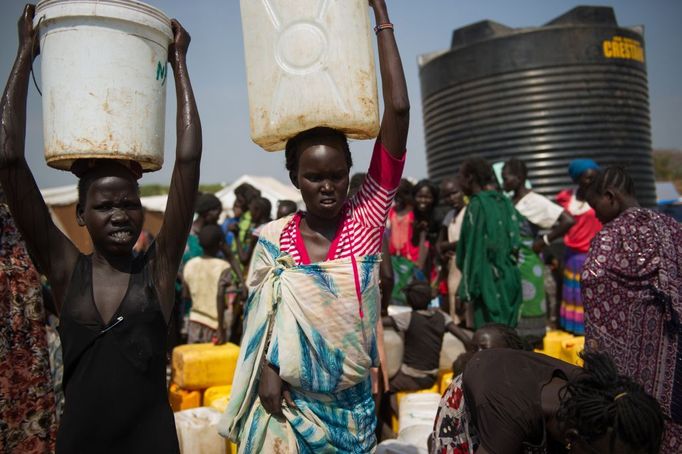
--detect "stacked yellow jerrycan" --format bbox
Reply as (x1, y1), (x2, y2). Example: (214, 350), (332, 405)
(170, 343), (241, 453)
(169, 342), (240, 411)
(534, 330), (585, 367)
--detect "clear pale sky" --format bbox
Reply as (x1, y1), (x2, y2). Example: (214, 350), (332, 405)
(1, 0), (680, 189)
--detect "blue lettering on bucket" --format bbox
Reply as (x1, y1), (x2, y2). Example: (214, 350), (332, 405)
(156, 62), (167, 85)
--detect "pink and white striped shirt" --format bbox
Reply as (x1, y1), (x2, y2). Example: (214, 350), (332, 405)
(280, 140), (405, 265)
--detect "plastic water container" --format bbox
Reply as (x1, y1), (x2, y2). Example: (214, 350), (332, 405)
(398, 392), (440, 434)
(542, 330), (574, 359)
(34, 0), (173, 172)
(174, 407), (229, 454)
(383, 326), (403, 378)
(172, 342), (241, 390)
(560, 336), (585, 366)
(439, 332), (466, 371)
(240, 0), (380, 151)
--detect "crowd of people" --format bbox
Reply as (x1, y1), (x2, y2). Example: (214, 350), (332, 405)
(1, 2), (681, 454)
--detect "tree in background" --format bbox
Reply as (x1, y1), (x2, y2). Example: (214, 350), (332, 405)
(653, 149), (682, 193)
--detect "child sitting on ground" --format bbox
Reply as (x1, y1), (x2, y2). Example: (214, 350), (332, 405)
(383, 281), (472, 392)
(183, 225), (233, 344)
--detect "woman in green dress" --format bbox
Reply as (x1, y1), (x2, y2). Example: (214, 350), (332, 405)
(456, 158), (522, 328)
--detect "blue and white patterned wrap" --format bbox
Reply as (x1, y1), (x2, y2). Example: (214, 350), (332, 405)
(219, 216), (381, 453)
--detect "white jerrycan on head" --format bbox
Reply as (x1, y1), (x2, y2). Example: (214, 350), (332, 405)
(240, 0), (380, 151)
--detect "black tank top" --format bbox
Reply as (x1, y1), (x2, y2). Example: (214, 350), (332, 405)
(403, 310), (446, 372)
(56, 245), (179, 453)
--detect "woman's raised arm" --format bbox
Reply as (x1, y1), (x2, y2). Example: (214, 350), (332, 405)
(0, 4), (78, 310)
(370, 0), (409, 158)
(154, 19), (202, 315)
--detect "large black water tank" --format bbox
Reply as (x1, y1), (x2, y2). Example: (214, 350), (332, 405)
(419, 6), (656, 206)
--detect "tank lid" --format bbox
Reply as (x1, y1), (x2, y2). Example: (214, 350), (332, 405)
(450, 6), (620, 49)
(545, 6), (617, 27)
(451, 20), (513, 49)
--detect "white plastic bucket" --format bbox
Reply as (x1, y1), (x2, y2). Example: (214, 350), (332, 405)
(240, 0), (380, 151)
(174, 407), (228, 454)
(34, 0), (173, 172)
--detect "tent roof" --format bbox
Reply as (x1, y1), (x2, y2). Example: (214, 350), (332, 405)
(41, 174), (303, 217)
(656, 182), (682, 204)
(140, 194), (168, 212)
(215, 175), (302, 217)
(41, 184), (79, 206)
(40, 185), (168, 212)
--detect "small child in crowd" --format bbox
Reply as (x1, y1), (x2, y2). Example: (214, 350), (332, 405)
(183, 225), (233, 344)
(232, 196), (272, 266)
(276, 199), (298, 219)
(383, 281), (472, 392)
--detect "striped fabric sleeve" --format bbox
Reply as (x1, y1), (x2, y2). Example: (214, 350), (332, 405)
(351, 140), (406, 229)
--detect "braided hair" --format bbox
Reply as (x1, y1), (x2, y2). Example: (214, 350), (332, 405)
(557, 351), (664, 453)
(588, 166), (636, 197)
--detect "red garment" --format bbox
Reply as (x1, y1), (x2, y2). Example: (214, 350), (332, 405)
(280, 140), (405, 265)
(556, 189), (602, 252)
(387, 208), (421, 261)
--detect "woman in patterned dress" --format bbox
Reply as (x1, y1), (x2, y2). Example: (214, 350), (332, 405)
(0, 188), (57, 453)
(583, 166), (682, 453)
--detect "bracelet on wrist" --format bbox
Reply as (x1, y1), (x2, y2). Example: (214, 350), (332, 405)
(374, 23), (394, 35)
(542, 234), (551, 246)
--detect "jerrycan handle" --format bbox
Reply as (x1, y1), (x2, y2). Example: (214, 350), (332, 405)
(30, 14), (46, 96)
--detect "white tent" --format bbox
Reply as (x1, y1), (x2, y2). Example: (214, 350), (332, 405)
(39, 174), (301, 237)
(40, 184), (169, 212)
(656, 181), (681, 205)
(41, 184), (79, 206)
(215, 175), (302, 218)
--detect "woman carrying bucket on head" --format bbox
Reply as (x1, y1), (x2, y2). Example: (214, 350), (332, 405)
(0, 4), (201, 453)
(219, 0), (409, 451)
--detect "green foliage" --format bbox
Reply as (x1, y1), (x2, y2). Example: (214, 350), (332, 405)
(139, 184), (168, 197)
(652, 149), (682, 193)
(198, 183), (225, 194)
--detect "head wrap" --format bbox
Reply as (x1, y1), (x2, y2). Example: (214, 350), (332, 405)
(195, 193), (222, 214)
(568, 158), (600, 183)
